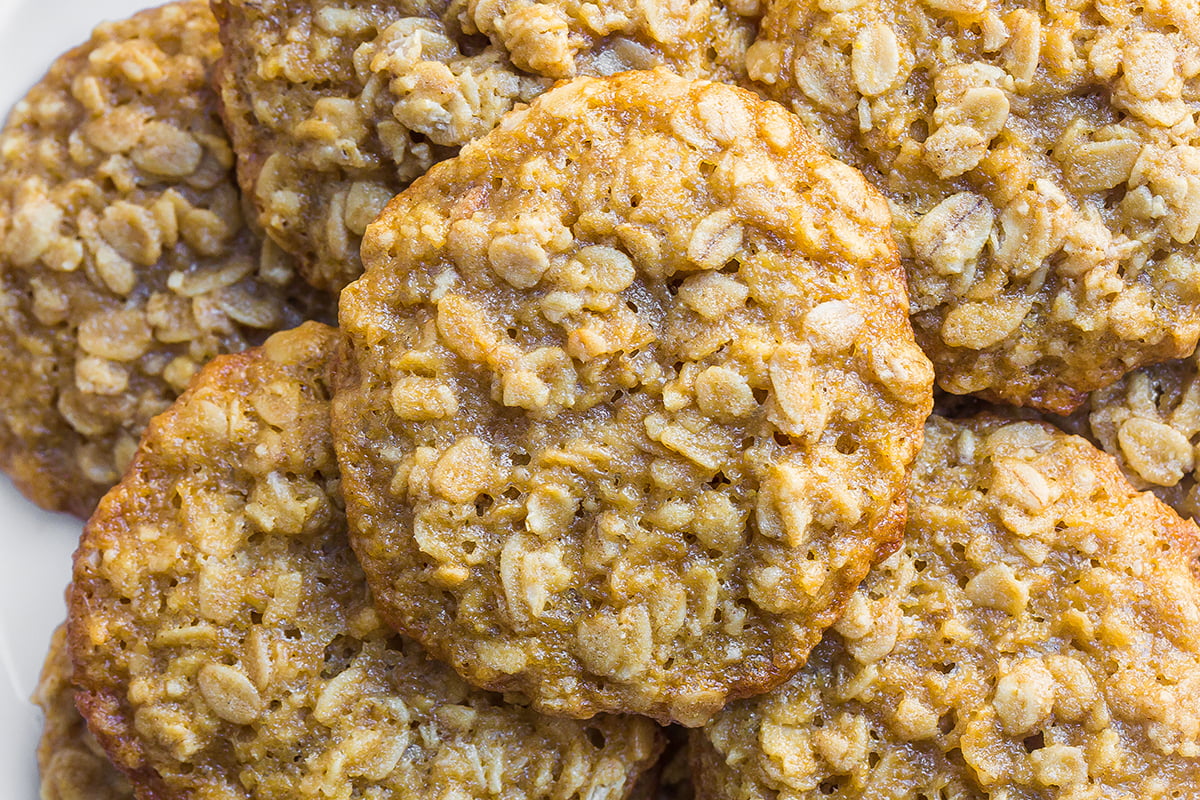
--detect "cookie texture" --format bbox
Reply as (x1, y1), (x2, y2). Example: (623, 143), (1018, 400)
(693, 415), (1200, 799)
(0, 0), (325, 517)
(35, 624), (133, 800)
(68, 321), (660, 799)
(1089, 353), (1200, 521)
(211, 0), (755, 290)
(746, 0), (1200, 413)
(335, 72), (933, 725)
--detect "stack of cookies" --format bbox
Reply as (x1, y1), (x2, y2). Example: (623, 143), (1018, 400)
(6, 1), (1200, 799)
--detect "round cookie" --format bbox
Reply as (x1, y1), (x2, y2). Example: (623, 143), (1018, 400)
(745, 0), (1200, 413)
(1088, 353), (1200, 521)
(69, 321), (661, 800)
(211, 0), (755, 290)
(334, 72), (934, 725)
(35, 624), (133, 800)
(692, 415), (1200, 799)
(0, 0), (327, 517)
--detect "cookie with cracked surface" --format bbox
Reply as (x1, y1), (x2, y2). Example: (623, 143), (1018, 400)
(334, 72), (933, 726)
(211, 0), (755, 290)
(35, 624), (133, 800)
(746, 0), (1200, 413)
(68, 321), (662, 800)
(0, 0), (327, 517)
(1088, 353), (1200, 521)
(692, 414), (1200, 800)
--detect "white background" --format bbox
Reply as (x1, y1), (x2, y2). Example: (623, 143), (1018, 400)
(0, 1), (165, 795)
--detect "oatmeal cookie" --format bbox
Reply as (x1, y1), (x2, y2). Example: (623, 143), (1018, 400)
(746, 0), (1200, 413)
(0, 0), (326, 517)
(211, 0), (755, 290)
(1088, 353), (1200, 521)
(69, 321), (661, 800)
(35, 624), (133, 800)
(693, 415), (1200, 800)
(334, 72), (933, 725)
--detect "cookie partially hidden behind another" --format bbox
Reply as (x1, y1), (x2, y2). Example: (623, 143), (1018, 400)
(747, 0), (1200, 413)
(211, 0), (756, 290)
(35, 625), (132, 800)
(1089, 353), (1200, 521)
(694, 415), (1200, 799)
(0, 0), (327, 517)
(69, 321), (662, 799)
(335, 71), (933, 726)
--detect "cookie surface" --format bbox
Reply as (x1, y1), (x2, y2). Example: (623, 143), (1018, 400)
(211, 0), (755, 290)
(693, 415), (1200, 799)
(1088, 353), (1200, 521)
(69, 321), (661, 799)
(335, 72), (933, 725)
(746, 0), (1200, 413)
(35, 625), (133, 800)
(0, 0), (325, 517)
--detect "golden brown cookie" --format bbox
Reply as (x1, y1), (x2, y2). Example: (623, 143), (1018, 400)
(1088, 353), (1200, 520)
(211, 0), (755, 290)
(69, 321), (661, 800)
(334, 72), (933, 726)
(746, 0), (1200, 413)
(0, 0), (327, 517)
(693, 414), (1200, 799)
(34, 625), (133, 800)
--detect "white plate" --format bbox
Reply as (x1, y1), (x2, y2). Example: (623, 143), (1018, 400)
(0, 1), (171, 795)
